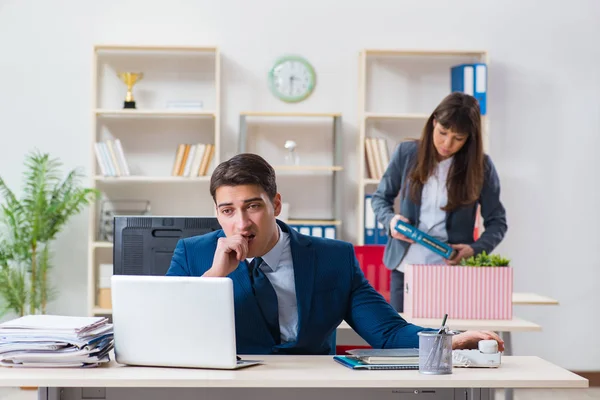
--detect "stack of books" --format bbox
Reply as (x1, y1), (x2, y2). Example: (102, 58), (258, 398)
(334, 348), (420, 370)
(364, 137), (390, 180)
(171, 143), (215, 177)
(0, 315), (113, 368)
(94, 139), (130, 177)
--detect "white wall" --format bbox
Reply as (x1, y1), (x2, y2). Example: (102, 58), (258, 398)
(0, 0), (599, 370)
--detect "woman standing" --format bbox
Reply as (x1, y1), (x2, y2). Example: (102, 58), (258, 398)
(372, 92), (507, 312)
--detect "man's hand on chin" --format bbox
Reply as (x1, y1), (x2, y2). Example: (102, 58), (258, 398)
(451, 330), (504, 352)
(203, 235), (249, 277)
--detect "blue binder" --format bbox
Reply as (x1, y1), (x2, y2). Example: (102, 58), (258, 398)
(364, 194), (376, 245)
(451, 63), (487, 115)
(333, 356), (419, 370)
(288, 224), (337, 239)
(394, 220), (456, 260)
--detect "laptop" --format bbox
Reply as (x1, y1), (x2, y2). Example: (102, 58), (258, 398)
(111, 275), (262, 369)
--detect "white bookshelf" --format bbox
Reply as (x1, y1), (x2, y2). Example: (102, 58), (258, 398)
(87, 45), (221, 316)
(95, 109), (217, 118)
(92, 241), (113, 249)
(238, 112), (343, 238)
(357, 49), (489, 245)
(286, 219), (342, 226)
(364, 112), (430, 120)
(94, 176), (211, 183)
(273, 165), (343, 172)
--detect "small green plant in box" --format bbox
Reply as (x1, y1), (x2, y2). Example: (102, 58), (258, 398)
(459, 251), (510, 267)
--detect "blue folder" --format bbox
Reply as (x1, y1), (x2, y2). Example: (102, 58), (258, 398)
(451, 63), (487, 115)
(333, 356), (419, 370)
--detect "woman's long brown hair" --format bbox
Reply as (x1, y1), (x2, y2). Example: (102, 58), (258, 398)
(407, 92), (484, 211)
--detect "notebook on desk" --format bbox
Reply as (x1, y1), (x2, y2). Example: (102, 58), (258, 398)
(334, 356), (420, 370)
(345, 348), (419, 364)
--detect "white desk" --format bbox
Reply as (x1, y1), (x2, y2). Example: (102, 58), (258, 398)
(512, 292), (559, 305)
(336, 315), (543, 400)
(0, 356), (586, 400)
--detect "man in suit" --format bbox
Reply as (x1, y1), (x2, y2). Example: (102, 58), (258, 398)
(166, 153), (503, 355)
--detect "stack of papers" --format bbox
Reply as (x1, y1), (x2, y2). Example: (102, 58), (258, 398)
(0, 315), (114, 368)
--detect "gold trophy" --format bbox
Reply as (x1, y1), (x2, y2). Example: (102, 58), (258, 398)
(118, 72), (144, 109)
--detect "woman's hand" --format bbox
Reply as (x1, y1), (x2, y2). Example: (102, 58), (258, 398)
(445, 244), (474, 265)
(389, 214), (415, 243)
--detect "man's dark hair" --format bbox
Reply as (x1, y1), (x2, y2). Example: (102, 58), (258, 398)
(210, 153), (277, 202)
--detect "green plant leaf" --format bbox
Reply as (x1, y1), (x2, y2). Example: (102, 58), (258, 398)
(460, 250), (510, 267)
(0, 150), (99, 315)
(0, 263), (28, 317)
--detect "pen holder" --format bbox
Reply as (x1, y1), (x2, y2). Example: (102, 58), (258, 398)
(418, 330), (455, 375)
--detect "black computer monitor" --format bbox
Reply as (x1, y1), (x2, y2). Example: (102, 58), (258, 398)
(113, 216), (222, 276)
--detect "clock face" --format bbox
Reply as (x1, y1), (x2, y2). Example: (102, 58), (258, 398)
(268, 56), (316, 103)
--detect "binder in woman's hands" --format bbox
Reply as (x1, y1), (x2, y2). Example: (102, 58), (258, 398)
(394, 220), (457, 259)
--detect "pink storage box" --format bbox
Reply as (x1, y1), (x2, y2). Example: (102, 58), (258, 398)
(404, 264), (513, 320)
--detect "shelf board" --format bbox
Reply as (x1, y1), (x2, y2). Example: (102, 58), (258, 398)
(91, 241), (113, 249)
(286, 219), (342, 226)
(364, 112), (429, 120)
(363, 179), (380, 185)
(94, 176), (211, 183)
(92, 307), (113, 315)
(95, 45), (218, 53)
(364, 49), (487, 58)
(95, 109), (216, 118)
(273, 166), (343, 171)
(241, 112), (341, 118)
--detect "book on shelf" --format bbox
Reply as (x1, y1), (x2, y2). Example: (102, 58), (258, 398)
(94, 139), (130, 177)
(364, 137), (389, 180)
(171, 143), (215, 177)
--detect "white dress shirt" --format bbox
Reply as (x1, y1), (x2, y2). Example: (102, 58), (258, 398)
(247, 224), (298, 343)
(397, 156), (454, 272)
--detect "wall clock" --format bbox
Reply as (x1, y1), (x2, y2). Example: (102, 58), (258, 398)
(268, 55), (316, 103)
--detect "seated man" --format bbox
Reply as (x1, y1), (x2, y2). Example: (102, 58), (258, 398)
(166, 153), (503, 355)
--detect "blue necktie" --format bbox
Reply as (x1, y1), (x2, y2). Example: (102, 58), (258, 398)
(248, 257), (280, 344)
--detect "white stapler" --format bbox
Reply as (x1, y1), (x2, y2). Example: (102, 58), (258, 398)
(452, 340), (502, 368)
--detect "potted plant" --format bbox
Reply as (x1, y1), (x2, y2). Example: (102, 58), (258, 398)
(0, 150), (99, 317)
(459, 251), (511, 267)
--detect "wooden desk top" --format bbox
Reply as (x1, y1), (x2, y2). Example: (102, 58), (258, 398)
(0, 356), (586, 389)
(513, 292), (559, 305)
(338, 315), (542, 333)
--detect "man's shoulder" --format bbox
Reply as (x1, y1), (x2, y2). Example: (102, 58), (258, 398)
(303, 234), (353, 254)
(180, 229), (223, 249)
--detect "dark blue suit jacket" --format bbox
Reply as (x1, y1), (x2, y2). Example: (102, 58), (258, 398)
(166, 220), (430, 355)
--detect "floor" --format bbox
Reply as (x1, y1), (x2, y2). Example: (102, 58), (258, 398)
(1, 388), (599, 400)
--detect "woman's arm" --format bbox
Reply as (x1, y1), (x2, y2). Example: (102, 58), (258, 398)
(372, 142), (412, 231)
(471, 155), (508, 255)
